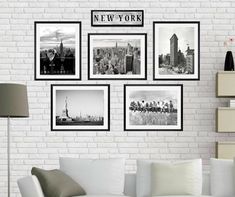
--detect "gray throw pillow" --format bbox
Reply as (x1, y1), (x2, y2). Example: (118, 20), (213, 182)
(31, 167), (86, 197)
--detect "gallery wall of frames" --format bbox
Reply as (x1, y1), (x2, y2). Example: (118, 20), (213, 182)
(34, 10), (200, 132)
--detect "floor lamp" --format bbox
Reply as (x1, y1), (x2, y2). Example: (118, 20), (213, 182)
(0, 84), (29, 197)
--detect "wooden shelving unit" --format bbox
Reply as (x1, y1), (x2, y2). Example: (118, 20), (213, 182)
(216, 71), (235, 132)
(216, 71), (235, 158)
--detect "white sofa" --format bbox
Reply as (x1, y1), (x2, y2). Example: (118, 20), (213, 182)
(18, 172), (211, 197)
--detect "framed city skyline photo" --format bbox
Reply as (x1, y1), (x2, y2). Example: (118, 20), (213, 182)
(35, 22), (81, 80)
(88, 33), (147, 80)
(153, 21), (200, 80)
(124, 84), (183, 131)
(51, 84), (110, 131)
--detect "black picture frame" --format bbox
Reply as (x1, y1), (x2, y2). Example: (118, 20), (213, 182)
(91, 10), (144, 27)
(51, 84), (110, 131)
(88, 33), (147, 80)
(34, 21), (82, 81)
(153, 21), (200, 81)
(124, 84), (183, 131)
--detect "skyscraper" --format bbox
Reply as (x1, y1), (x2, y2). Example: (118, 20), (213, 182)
(60, 39), (64, 57)
(186, 46), (194, 74)
(170, 34), (178, 67)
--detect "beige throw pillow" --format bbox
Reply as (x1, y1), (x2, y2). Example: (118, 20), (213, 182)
(151, 159), (202, 196)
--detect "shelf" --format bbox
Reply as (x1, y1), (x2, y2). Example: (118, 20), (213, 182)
(216, 142), (235, 159)
(217, 71), (235, 97)
(217, 107), (235, 132)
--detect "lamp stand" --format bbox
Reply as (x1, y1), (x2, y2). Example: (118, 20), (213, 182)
(7, 117), (10, 197)
(0, 84), (29, 197)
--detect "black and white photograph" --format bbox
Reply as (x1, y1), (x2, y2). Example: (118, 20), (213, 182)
(153, 22), (200, 80)
(35, 22), (81, 80)
(124, 84), (183, 131)
(88, 33), (147, 80)
(51, 85), (110, 131)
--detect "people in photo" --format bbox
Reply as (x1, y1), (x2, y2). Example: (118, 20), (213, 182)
(129, 100), (176, 114)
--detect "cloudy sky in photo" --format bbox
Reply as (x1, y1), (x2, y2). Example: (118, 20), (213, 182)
(129, 90), (178, 106)
(56, 90), (104, 117)
(93, 38), (140, 48)
(158, 26), (194, 55)
(39, 25), (76, 50)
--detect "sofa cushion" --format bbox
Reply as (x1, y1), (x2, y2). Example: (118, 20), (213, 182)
(74, 195), (130, 197)
(73, 196), (211, 197)
(151, 160), (202, 196)
(17, 175), (45, 197)
(31, 167), (85, 197)
(153, 196), (212, 197)
(210, 158), (234, 197)
(60, 158), (125, 195)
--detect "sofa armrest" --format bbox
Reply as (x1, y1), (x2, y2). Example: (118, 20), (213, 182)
(17, 175), (44, 197)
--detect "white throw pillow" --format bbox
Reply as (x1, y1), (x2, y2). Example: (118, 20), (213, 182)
(210, 158), (234, 197)
(59, 158), (125, 195)
(136, 159), (202, 197)
(151, 160), (202, 196)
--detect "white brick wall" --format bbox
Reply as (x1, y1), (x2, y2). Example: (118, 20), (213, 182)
(0, 0), (235, 196)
